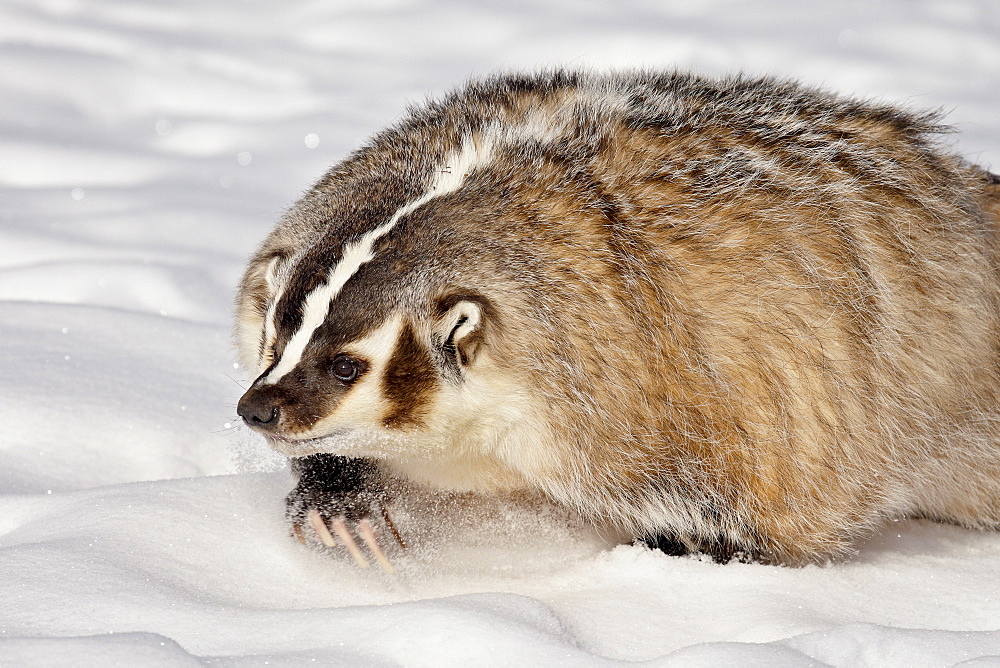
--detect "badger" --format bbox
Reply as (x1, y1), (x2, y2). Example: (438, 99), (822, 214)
(235, 70), (1000, 566)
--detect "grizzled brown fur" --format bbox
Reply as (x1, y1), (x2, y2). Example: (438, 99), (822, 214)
(236, 70), (1000, 564)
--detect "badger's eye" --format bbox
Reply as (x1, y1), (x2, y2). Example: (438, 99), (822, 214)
(331, 355), (361, 383)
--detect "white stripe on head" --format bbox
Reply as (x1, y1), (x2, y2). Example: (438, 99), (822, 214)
(257, 255), (289, 373)
(263, 131), (498, 384)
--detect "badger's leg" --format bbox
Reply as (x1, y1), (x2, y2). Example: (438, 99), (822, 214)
(642, 533), (690, 557)
(286, 454), (403, 572)
(642, 531), (759, 563)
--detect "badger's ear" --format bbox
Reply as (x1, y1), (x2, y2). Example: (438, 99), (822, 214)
(433, 294), (493, 370)
(263, 253), (286, 293)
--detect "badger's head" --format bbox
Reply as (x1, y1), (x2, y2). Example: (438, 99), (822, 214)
(234, 239), (516, 470)
(233, 130), (557, 492)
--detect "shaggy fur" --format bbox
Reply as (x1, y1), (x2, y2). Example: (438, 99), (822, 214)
(235, 70), (1000, 564)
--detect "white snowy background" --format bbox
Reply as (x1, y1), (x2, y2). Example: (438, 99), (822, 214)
(2, 0), (1000, 665)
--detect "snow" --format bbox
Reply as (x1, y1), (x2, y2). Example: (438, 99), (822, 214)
(2, 0), (999, 664)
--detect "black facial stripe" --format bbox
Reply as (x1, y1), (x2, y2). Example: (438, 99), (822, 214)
(382, 322), (438, 429)
(272, 244), (345, 349)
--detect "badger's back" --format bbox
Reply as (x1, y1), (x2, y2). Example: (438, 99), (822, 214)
(237, 71), (1000, 564)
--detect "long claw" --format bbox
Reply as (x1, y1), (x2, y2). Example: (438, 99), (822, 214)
(380, 506), (408, 550)
(358, 519), (394, 574)
(331, 517), (370, 569)
(292, 521), (307, 545)
(307, 509), (337, 548)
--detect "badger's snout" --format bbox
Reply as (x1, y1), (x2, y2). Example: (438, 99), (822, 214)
(237, 388), (279, 430)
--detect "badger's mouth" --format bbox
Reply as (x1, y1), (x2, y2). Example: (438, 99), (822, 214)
(265, 431), (338, 458)
(264, 428), (374, 458)
(266, 438), (320, 458)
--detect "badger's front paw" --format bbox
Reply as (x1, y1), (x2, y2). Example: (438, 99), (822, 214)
(285, 482), (405, 573)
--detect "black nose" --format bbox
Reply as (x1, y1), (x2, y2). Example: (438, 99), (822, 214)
(237, 391), (280, 430)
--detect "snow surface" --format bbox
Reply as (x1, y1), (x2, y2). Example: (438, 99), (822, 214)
(2, 0), (1000, 665)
